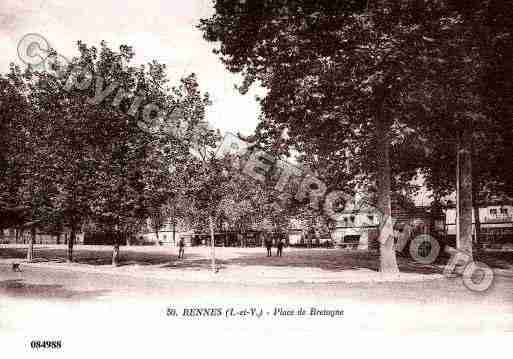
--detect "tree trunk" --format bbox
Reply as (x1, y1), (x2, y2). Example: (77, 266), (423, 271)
(472, 141), (482, 256)
(209, 214), (216, 273)
(112, 241), (120, 266)
(375, 104), (399, 273)
(67, 226), (76, 263)
(220, 219), (226, 247)
(126, 232), (131, 247)
(456, 121), (473, 260)
(27, 226), (36, 262)
(172, 214), (176, 247)
(473, 201), (481, 254)
(21, 228), (26, 244)
(155, 230), (160, 245)
(472, 178), (482, 256)
(456, 141), (460, 246)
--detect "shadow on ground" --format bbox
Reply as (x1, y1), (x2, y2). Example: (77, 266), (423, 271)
(0, 247), (443, 274)
(0, 247), (201, 266)
(161, 259), (230, 271)
(0, 279), (108, 300)
(478, 251), (513, 269)
(229, 250), (443, 274)
(1, 246), (511, 275)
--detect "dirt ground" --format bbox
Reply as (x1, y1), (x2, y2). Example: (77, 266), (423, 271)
(1, 245), (511, 356)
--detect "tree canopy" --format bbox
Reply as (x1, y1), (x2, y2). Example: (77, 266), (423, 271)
(200, 0), (513, 269)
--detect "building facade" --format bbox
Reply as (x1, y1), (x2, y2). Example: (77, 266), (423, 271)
(444, 202), (513, 247)
(329, 197), (444, 250)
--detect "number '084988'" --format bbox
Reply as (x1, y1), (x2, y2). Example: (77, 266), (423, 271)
(30, 340), (62, 349)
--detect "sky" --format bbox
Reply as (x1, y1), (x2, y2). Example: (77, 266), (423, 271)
(0, 0), (436, 205)
(0, 0), (261, 135)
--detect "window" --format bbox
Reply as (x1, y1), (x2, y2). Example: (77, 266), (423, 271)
(367, 215), (374, 222)
(500, 208), (508, 215)
(490, 208), (498, 216)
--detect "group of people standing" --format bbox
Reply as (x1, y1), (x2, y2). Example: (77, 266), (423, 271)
(265, 236), (284, 257)
(176, 235), (285, 260)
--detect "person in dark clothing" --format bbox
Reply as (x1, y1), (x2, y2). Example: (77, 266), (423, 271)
(178, 238), (185, 259)
(276, 239), (284, 257)
(265, 235), (273, 257)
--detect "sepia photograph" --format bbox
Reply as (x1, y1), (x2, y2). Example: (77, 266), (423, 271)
(1, 0), (512, 357)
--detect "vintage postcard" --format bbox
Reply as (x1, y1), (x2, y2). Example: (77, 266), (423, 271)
(1, 1), (512, 357)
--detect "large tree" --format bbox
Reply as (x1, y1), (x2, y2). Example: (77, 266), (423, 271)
(414, 0), (513, 258)
(1, 66), (57, 260)
(11, 39), (211, 265)
(200, 0), (469, 272)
